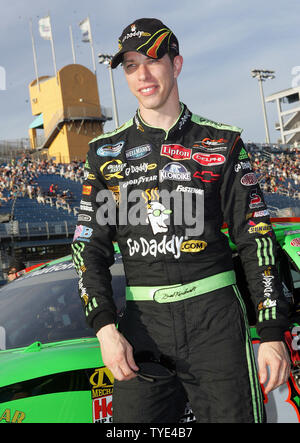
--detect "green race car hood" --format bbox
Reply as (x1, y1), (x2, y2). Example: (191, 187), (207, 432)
(222, 218), (300, 271)
(271, 219), (300, 271)
(0, 338), (102, 388)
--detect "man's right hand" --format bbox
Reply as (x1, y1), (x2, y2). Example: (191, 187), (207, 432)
(96, 324), (139, 381)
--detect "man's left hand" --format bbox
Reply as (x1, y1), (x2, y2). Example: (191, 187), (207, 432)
(257, 341), (291, 394)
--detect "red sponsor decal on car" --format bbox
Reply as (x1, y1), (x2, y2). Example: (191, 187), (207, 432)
(291, 238), (300, 247)
(93, 396), (113, 423)
(192, 152), (225, 167)
(161, 144), (192, 160)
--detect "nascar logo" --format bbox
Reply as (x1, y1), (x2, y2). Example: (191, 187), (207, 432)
(97, 142), (124, 157)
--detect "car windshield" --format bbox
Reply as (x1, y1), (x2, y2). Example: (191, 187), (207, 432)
(0, 258), (126, 350)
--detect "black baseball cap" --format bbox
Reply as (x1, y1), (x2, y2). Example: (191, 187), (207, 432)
(111, 18), (179, 69)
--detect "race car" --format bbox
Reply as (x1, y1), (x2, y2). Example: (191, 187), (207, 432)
(0, 218), (299, 423)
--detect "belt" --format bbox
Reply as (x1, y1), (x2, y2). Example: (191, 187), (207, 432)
(126, 270), (236, 304)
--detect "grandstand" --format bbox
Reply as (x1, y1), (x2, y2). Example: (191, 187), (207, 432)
(0, 160), (83, 281)
(0, 145), (299, 283)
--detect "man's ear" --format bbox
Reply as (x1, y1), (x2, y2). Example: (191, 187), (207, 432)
(173, 55), (183, 79)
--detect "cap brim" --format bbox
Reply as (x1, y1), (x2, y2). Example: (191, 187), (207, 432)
(111, 51), (126, 69)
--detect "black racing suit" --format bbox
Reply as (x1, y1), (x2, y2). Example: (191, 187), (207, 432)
(72, 103), (289, 422)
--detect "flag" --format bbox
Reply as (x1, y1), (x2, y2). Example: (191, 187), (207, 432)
(39, 16), (52, 40)
(79, 17), (91, 43)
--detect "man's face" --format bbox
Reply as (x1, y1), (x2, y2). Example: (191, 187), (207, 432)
(7, 268), (17, 282)
(122, 52), (183, 113)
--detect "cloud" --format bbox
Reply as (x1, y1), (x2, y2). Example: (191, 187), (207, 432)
(1, 0), (300, 143)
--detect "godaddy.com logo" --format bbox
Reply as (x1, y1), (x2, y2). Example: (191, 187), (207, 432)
(0, 66), (6, 90)
(94, 185), (204, 237)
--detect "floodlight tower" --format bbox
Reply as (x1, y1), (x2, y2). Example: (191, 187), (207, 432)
(251, 69), (275, 144)
(98, 53), (119, 128)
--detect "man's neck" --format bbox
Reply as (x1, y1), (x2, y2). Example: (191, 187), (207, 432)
(139, 101), (182, 132)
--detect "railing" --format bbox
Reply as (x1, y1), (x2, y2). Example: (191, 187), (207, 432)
(0, 220), (76, 240)
(43, 105), (111, 141)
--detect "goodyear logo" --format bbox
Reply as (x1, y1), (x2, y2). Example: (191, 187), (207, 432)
(248, 223), (272, 235)
(180, 240), (207, 253)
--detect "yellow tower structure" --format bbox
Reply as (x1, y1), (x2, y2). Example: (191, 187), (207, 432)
(28, 64), (108, 163)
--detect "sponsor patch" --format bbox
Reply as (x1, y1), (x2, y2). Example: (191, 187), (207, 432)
(159, 162), (191, 183)
(161, 144), (192, 161)
(97, 141), (124, 157)
(192, 152), (225, 167)
(248, 222), (272, 235)
(73, 225), (93, 242)
(180, 239), (207, 253)
(239, 147), (249, 160)
(249, 189), (264, 208)
(193, 170), (220, 182)
(124, 162), (157, 176)
(176, 185), (204, 195)
(125, 144), (152, 160)
(100, 159), (126, 180)
(87, 173), (96, 180)
(78, 214), (92, 222)
(234, 161), (252, 173)
(193, 138), (228, 150)
(127, 235), (184, 260)
(241, 173), (258, 186)
(82, 185), (92, 195)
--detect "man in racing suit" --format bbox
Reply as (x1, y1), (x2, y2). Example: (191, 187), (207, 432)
(72, 18), (290, 423)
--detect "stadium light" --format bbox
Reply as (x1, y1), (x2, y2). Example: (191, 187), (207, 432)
(251, 69), (275, 144)
(98, 53), (119, 128)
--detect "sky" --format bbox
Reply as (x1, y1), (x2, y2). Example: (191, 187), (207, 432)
(0, 0), (300, 144)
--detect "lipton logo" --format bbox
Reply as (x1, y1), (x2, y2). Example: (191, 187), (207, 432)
(192, 152), (225, 167)
(161, 144), (192, 160)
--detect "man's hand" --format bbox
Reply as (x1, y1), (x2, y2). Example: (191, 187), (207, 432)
(257, 341), (291, 395)
(96, 324), (139, 381)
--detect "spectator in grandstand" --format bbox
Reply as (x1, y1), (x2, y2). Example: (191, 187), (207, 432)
(5, 259), (26, 283)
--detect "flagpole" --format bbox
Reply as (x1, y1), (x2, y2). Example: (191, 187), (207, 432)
(87, 16), (97, 76)
(48, 14), (58, 80)
(29, 18), (40, 91)
(69, 25), (76, 64)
